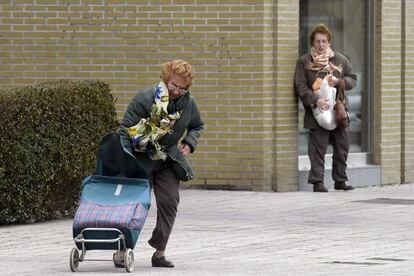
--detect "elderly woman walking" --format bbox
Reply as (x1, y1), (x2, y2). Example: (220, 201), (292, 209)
(119, 59), (204, 267)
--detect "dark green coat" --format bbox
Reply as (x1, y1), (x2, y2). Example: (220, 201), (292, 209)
(119, 86), (204, 181)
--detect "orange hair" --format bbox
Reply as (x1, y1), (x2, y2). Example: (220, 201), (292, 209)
(160, 59), (194, 88)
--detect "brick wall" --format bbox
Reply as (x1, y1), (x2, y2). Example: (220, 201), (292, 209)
(2, 0), (413, 190)
(271, 0), (298, 192)
(379, 0), (402, 184)
(402, 1), (414, 183)
(372, 0), (414, 185)
(0, 0), (300, 191)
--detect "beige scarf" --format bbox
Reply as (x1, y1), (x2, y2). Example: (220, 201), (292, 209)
(307, 47), (343, 74)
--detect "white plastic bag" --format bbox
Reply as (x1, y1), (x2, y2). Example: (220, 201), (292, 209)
(312, 79), (337, 130)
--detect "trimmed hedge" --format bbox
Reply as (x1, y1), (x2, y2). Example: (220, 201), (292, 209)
(0, 80), (118, 224)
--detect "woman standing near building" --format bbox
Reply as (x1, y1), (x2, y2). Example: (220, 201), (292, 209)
(294, 23), (357, 192)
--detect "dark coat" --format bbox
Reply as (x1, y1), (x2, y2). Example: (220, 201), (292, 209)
(294, 52), (357, 129)
(119, 86), (204, 181)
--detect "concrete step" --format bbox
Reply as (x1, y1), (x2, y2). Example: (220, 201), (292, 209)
(299, 164), (381, 191)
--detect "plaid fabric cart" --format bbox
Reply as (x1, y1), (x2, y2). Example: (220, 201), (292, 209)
(70, 133), (150, 273)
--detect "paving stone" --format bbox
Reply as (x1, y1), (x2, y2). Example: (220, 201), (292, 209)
(0, 184), (413, 275)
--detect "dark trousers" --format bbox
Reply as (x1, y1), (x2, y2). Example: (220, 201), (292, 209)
(308, 127), (349, 184)
(148, 164), (180, 251)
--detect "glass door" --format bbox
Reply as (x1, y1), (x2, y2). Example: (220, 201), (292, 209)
(298, 0), (370, 157)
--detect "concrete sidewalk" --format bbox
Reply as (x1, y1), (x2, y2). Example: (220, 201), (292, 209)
(1, 184), (413, 275)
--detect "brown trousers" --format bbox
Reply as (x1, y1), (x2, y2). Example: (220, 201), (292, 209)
(147, 163), (180, 251)
(308, 127), (349, 184)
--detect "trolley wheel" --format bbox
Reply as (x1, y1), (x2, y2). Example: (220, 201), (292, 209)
(69, 247), (80, 272)
(124, 248), (134, 273)
(113, 251), (124, 268)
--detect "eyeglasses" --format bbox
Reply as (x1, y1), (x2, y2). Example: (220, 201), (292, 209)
(168, 82), (189, 94)
(314, 39), (329, 45)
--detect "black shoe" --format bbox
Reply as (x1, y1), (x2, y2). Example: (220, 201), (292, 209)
(313, 182), (328, 192)
(334, 181), (354, 191)
(152, 254), (174, 268)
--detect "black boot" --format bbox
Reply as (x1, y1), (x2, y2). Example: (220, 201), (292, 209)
(313, 182), (328, 192)
(152, 254), (174, 268)
(334, 181), (354, 191)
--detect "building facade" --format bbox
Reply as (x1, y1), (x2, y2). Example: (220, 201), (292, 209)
(1, 0), (413, 191)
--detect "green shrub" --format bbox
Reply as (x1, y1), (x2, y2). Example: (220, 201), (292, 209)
(0, 80), (119, 224)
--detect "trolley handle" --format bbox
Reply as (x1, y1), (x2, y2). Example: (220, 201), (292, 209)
(79, 227), (124, 235)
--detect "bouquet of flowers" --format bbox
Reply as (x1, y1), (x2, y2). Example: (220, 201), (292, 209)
(128, 81), (181, 160)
